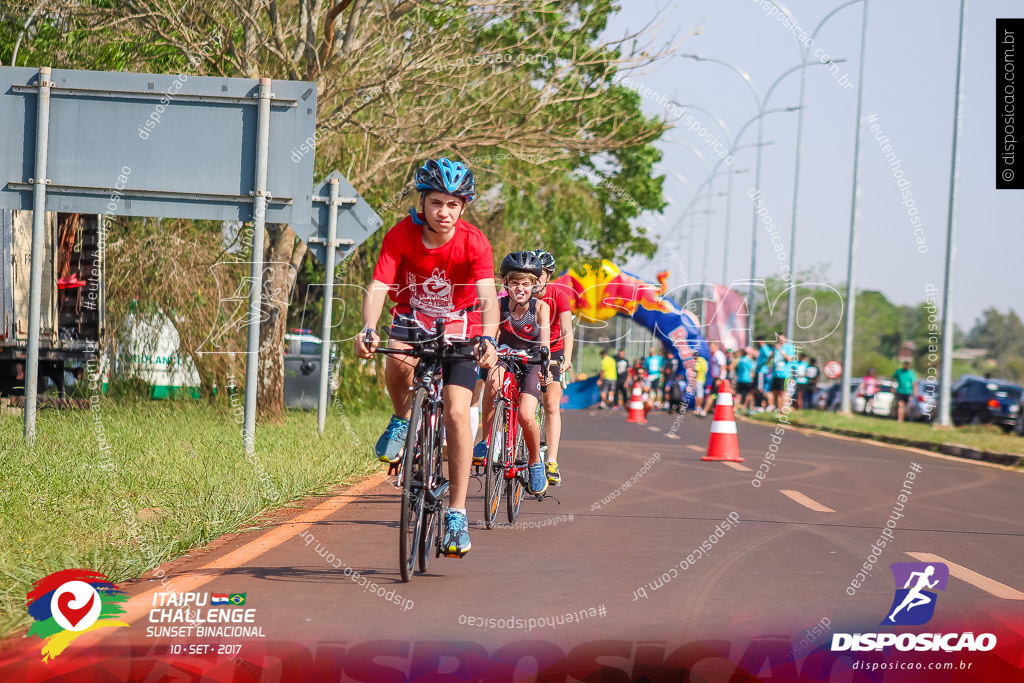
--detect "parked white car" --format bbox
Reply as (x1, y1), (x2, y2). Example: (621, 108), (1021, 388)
(852, 379), (895, 417)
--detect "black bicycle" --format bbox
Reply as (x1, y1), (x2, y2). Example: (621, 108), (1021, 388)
(368, 320), (486, 582)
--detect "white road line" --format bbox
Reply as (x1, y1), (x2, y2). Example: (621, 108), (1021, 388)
(648, 426), (660, 432)
(906, 552), (1024, 600)
(780, 489), (835, 513)
(686, 445), (703, 452)
(665, 433), (680, 440)
(723, 462), (752, 472)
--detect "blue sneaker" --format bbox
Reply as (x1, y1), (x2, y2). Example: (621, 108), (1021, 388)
(472, 441), (488, 466)
(441, 510), (471, 557)
(375, 415), (409, 463)
(528, 463), (549, 496)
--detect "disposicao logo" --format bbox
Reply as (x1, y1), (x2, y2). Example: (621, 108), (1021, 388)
(883, 562), (948, 626)
(26, 569), (129, 661)
(831, 561), (996, 653)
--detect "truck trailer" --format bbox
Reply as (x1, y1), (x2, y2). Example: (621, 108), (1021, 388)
(0, 210), (104, 397)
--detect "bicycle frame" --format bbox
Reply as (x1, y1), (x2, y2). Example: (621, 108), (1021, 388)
(491, 348), (552, 482)
(496, 364), (527, 483)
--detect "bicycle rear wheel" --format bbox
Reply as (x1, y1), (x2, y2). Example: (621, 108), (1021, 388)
(418, 402), (445, 573)
(483, 401), (507, 529)
(399, 388), (428, 582)
(506, 430), (526, 523)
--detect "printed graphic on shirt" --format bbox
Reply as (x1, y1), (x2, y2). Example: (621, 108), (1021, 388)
(408, 268), (454, 316)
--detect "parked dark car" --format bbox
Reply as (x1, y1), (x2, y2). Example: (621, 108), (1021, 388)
(905, 379), (939, 422)
(813, 384), (835, 410)
(283, 329), (338, 409)
(1016, 394), (1024, 437)
(950, 376), (1023, 432)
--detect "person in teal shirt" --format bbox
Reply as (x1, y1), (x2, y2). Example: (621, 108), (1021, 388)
(892, 360), (916, 422)
(735, 347), (756, 412)
(755, 336), (773, 410)
(644, 347), (665, 407)
(792, 353), (809, 409)
(771, 334), (796, 411)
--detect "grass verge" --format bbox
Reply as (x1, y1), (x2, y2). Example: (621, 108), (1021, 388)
(743, 409), (1024, 456)
(0, 399), (390, 639)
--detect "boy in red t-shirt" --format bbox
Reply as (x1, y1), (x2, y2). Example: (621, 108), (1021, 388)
(355, 158), (499, 559)
(532, 250), (574, 486)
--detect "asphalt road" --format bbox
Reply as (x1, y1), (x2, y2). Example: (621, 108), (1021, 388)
(5, 406), (1023, 680)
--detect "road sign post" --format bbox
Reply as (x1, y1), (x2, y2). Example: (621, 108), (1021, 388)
(23, 67), (52, 445)
(316, 178), (340, 434)
(296, 170), (383, 434)
(242, 79), (272, 456)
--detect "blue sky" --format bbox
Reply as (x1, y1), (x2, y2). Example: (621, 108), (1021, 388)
(608, 0), (1020, 331)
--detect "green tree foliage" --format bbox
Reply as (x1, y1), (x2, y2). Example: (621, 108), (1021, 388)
(3, 1), (670, 411)
(967, 308), (1024, 358)
(853, 290), (903, 360)
(966, 308), (1024, 382)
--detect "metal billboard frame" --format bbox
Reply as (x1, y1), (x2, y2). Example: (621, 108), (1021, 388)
(2, 66), (317, 453)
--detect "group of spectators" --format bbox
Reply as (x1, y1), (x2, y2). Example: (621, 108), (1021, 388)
(597, 347), (688, 413)
(595, 334), (823, 417)
(739, 334), (820, 414)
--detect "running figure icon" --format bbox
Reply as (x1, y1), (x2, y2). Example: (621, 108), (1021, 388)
(887, 565), (939, 623)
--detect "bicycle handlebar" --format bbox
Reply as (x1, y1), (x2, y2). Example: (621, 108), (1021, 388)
(365, 319), (489, 362)
(496, 346), (554, 393)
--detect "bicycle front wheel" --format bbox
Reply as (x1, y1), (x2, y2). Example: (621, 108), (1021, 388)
(506, 430), (525, 524)
(399, 388), (428, 582)
(483, 401), (507, 530)
(418, 401), (445, 573)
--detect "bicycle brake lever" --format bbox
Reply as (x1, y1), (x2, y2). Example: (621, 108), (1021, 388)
(540, 346), (550, 393)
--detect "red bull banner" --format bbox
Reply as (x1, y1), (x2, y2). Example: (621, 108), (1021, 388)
(704, 283), (749, 350)
(551, 260), (710, 376)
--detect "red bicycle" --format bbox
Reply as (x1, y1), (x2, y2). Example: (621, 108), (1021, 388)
(482, 346), (552, 528)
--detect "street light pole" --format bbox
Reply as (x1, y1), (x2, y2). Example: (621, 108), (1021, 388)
(681, 55), (843, 345)
(839, 0), (871, 414)
(938, 0), (969, 427)
(786, 0), (866, 340)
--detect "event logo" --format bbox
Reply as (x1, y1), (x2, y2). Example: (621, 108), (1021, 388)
(26, 569), (129, 661)
(883, 562), (949, 626)
(833, 560), (995, 653)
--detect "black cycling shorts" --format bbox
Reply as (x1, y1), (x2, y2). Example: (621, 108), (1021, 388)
(736, 382), (753, 399)
(388, 313), (478, 392)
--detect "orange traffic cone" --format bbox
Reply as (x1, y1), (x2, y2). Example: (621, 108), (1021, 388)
(626, 383), (647, 424)
(702, 380), (743, 462)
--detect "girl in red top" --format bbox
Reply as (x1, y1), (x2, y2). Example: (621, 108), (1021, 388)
(476, 251), (552, 496)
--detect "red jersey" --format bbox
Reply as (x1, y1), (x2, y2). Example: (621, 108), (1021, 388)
(540, 281), (573, 353)
(372, 215), (494, 331)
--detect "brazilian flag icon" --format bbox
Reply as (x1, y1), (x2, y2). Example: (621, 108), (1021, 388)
(228, 593), (246, 605)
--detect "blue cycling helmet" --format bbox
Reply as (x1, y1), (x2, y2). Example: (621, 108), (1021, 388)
(414, 157), (475, 201)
